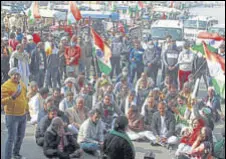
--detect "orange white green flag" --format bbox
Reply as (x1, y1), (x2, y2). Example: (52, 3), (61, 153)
(203, 41), (225, 99)
(90, 28), (112, 75)
(27, 1), (41, 24)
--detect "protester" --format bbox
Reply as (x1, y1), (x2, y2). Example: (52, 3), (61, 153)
(37, 96), (55, 123)
(95, 94), (123, 130)
(110, 32), (123, 79)
(26, 81), (39, 101)
(9, 44), (30, 87)
(43, 117), (80, 158)
(30, 42), (46, 88)
(65, 96), (88, 136)
(162, 38), (180, 86)
(143, 40), (161, 85)
(150, 102), (178, 146)
(1, 67), (28, 159)
(35, 106), (58, 147)
(28, 87), (49, 125)
(178, 41), (195, 90)
(103, 116), (135, 159)
(51, 88), (63, 108)
(59, 91), (76, 112)
(77, 109), (104, 156)
(44, 41), (60, 89)
(129, 41), (145, 83)
(64, 35), (81, 78)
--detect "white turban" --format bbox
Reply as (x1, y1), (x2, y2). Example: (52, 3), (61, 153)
(8, 67), (20, 77)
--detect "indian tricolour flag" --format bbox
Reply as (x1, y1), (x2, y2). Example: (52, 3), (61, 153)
(203, 41), (225, 99)
(27, 1), (41, 24)
(91, 28), (112, 75)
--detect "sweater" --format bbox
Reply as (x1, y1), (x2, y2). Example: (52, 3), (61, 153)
(77, 118), (104, 144)
(64, 45), (81, 66)
(1, 79), (28, 116)
(178, 49), (195, 71)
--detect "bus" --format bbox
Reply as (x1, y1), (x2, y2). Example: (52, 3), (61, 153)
(151, 20), (184, 48)
(183, 15), (218, 40)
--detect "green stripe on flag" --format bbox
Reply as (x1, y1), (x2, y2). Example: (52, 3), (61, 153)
(92, 47), (112, 75)
(191, 44), (217, 56)
(212, 78), (225, 99)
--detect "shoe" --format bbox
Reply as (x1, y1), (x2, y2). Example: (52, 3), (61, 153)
(11, 154), (26, 159)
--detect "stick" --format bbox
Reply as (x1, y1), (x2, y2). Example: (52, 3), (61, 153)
(193, 60), (207, 78)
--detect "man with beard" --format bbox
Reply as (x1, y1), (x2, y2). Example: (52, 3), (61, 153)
(143, 40), (161, 85)
(95, 94), (123, 130)
(51, 88), (63, 108)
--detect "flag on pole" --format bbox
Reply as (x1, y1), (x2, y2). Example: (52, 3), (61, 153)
(27, 1), (41, 24)
(203, 41), (225, 99)
(191, 44), (217, 57)
(67, 1), (82, 24)
(90, 28), (112, 75)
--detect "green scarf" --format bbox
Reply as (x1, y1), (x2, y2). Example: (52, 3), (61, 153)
(109, 130), (135, 156)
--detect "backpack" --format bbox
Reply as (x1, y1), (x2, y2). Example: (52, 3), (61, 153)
(214, 138), (225, 159)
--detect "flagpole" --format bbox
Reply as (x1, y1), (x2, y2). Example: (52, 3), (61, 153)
(193, 60), (207, 79)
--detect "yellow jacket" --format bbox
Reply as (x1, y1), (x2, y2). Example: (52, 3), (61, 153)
(1, 79), (28, 116)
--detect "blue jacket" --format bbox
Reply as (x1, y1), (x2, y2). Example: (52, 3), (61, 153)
(129, 48), (145, 68)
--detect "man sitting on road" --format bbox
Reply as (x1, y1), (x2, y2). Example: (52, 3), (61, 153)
(28, 87), (49, 125)
(77, 109), (104, 156)
(35, 106), (58, 147)
(150, 102), (178, 147)
(95, 94), (123, 130)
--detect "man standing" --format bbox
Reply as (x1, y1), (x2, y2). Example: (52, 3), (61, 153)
(129, 41), (145, 83)
(110, 33), (123, 79)
(64, 35), (81, 78)
(44, 41), (59, 89)
(1, 67), (28, 159)
(162, 39), (180, 87)
(143, 40), (161, 85)
(30, 42), (47, 88)
(178, 42), (195, 90)
(9, 44), (30, 87)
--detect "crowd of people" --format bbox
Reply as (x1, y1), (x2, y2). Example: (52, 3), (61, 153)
(1, 19), (225, 159)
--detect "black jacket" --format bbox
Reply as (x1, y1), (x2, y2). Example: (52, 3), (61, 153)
(35, 115), (52, 139)
(43, 130), (79, 158)
(30, 48), (47, 74)
(103, 131), (135, 159)
(151, 111), (176, 138)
